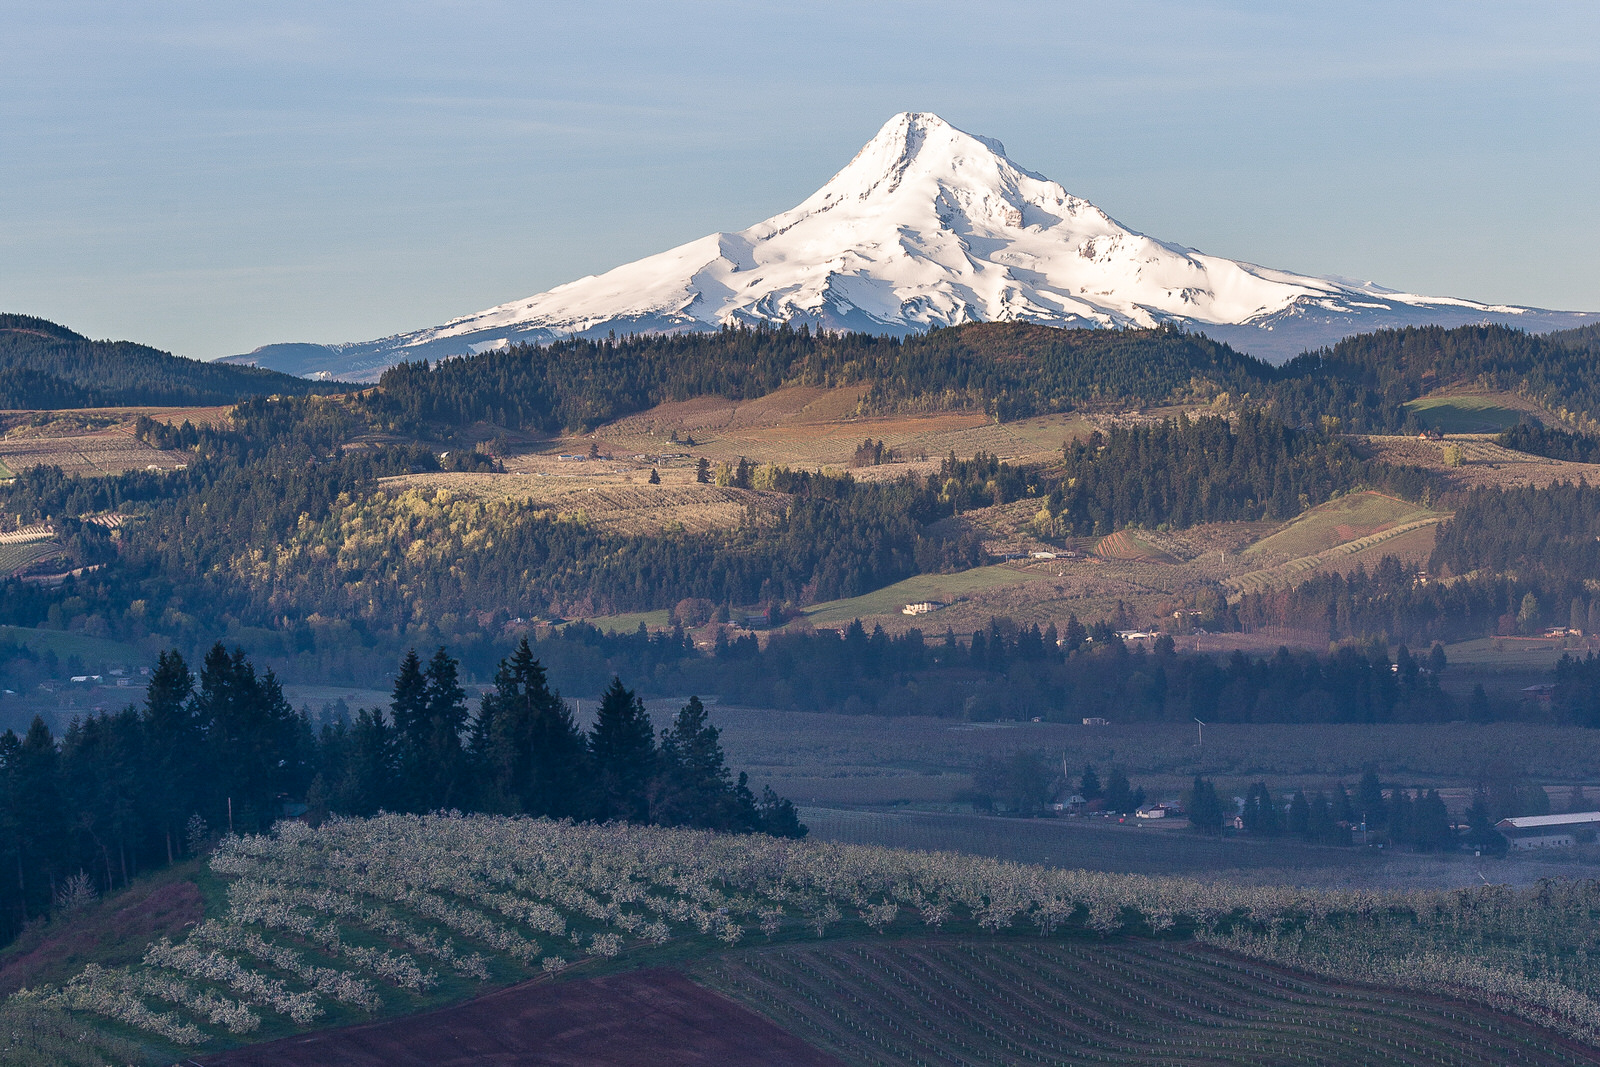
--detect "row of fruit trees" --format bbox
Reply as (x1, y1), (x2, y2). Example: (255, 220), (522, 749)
(15, 812), (1600, 1048)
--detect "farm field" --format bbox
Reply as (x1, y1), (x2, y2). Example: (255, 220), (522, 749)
(376, 468), (788, 535)
(799, 807), (1600, 891)
(801, 807), (1380, 879)
(552, 384), (1098, 472)
(0, 405), (230, 476)
(1355, 433), (1600, 490)
(14, 814), (1600, 1064)
(0, 539), (62, 576)
(1404, 392), (1536, 433)
(696, 937), (1589, 1067)
(1244, 492), (1440, 560)
(202, 967), (838, 1067)
(799, 565), (1049, 627)
(1091, 529), (1178, 563)
(703, 707), (1600, 807)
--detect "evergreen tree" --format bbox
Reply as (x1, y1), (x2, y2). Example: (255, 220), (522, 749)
(1464, 787), (1508, 856)
(755, 784), (807, 839)
(1242, 782), (1280, 835)
(589, 677), (656, 823)
(1414, 789), (1454, 852)
(473, 638), (587, 817)
(1355, 769), (1387, 829)
(1186, 776), (1223, 836)
(196, 644), (310, 833)
(1468, 683), (1493, 723)
(141, 649), (197, 861)
(656, 696), (744, 830)
(420, 647), (470, 810)
(1062, 614), (1087, 652)
(1103, 768), (1141, 815)
(1079, 764), (1102, 801)
(1287, 790), (1311, 837)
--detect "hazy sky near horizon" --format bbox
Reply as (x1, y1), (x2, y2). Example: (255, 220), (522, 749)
(4, 1), (1598, 360)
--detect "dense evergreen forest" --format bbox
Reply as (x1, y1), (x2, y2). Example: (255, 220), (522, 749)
(368, 320), (1600, 437)
(1495, 418), (1600, 462)
(0, 315), (342, 408)
(0, 641), (801, 949)
(1053, 412), (1427, 533)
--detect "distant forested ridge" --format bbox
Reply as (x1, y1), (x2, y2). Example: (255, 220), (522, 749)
(0, 315), (344, 408)
(0, 403), (1412, 657)
(369, 320), (1600, 437)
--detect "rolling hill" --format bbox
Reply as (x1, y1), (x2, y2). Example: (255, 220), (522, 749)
(0, 315), (345, 408)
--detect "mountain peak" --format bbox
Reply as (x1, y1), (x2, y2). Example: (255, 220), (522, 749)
(241, 114), (1597, 379)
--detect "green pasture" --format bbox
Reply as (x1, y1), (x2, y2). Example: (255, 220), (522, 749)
(0, 624), (141, 664)
(1245, 491), (1441, 559)
(1404, 394), (1526, 433)
(800, 565), (1046, 625)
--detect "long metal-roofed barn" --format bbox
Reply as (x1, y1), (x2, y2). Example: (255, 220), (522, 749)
(1495, 812), (1600, 850)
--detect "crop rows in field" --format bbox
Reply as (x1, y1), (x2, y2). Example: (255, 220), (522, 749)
(28, 814), (1600, 1056)
(697, 937), (1589, 1067)
(800, 807), (1374, 879)
(0, 540), (61, 576)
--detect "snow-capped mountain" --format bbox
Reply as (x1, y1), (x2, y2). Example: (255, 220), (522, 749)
(228, 112), (1595, 380)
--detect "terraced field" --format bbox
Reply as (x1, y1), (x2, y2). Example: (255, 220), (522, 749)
(697, 938), (1589, 1067)
(1092, 530), (1177, 563)
(1226, 518), (1449, 596)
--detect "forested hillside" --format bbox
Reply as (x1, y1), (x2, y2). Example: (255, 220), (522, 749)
(0, 315), (344, 408)
(369, 320), (1600, 437)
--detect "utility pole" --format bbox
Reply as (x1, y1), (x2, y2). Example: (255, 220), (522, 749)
(227, 797), (234, 835)
(1194, 718), (1205, 756)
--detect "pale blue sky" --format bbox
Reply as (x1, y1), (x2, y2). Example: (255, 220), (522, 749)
(3, 1), (1597, 359)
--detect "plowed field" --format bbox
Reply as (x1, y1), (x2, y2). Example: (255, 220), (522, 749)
(199, 967), (841, 1067)
(697, 938), (1593, 1067)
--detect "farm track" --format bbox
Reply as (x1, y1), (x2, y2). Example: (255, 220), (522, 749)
(696, 938), (1592, 1067)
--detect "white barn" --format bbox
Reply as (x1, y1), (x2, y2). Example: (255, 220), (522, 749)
(1496, 811), (1600, 850)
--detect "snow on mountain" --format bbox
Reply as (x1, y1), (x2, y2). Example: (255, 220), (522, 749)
(226, 112), (1595, 380)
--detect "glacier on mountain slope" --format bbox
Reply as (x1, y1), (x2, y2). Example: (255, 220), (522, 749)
(227, 112), (1595, 380)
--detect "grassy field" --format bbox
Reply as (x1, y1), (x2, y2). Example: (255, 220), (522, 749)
(567, 609), (673, 633)
(798, 565), (1048, 626)
(563, 385), (1095, 472)
(1404, 394), (1531, 433)
(1244, 492), (1440, 559)
(0, 624), (141, 664)
(696, 937), (1587, 1067)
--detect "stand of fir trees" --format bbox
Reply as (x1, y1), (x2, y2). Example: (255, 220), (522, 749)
(0, 639), (802, 952)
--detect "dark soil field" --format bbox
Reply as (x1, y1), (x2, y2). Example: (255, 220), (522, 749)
(197, 967), (842, 1067)
(697, 937), (1596, 1067)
